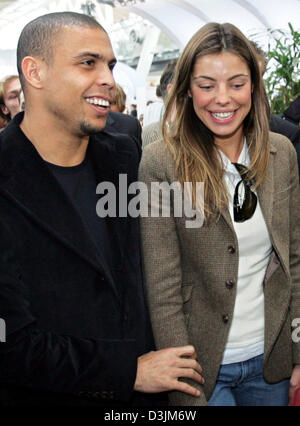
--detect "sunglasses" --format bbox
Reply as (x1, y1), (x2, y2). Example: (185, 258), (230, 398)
(232, 163), (257, 222)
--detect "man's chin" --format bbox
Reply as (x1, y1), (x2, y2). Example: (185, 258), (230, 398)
(79, 120), (106, 136)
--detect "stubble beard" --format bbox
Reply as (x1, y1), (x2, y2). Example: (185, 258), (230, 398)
(79, 119), (106, 136)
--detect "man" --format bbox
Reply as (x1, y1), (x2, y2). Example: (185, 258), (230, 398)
(142, 59), (177, 148)
(130, 103), (137, 118)
(0, 12), (203, 406)
(143, 85), (164, 127)
(0, 75), (22, 120)
(283, 95), (300, 126)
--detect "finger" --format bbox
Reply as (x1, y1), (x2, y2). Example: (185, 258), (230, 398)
(172, 379), (201, 397)
(173, 345), (196, 358)
(176, 367), (205, 384)
(175, 358), (203, 374)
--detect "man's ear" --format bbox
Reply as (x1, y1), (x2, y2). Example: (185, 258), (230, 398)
(21, 56), (46, 89)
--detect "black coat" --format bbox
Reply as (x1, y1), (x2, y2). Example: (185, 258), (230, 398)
(106, 111), (142, 146)
(0, 113), (159, 406)
(270, 114), (300, 181)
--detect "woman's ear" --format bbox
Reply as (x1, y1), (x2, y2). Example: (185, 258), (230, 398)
(188, 89), (192, 98)
(21, 56), (45, 89)
(0, 104), (9, 116)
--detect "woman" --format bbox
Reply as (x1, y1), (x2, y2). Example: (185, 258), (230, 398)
(139, 22), (300, 406)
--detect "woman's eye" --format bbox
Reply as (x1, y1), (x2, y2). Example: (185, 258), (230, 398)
(200, 86), (212, 90)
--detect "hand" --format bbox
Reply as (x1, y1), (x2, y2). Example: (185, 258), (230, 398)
(289, 364), (300, 405)
(134, 345), (204, 397)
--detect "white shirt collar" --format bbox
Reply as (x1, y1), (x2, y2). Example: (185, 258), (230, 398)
(218, 139), (250, 177)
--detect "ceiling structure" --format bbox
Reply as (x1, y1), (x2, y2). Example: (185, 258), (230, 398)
(0, 0), (299, 107)
(1, 0), (300, 50)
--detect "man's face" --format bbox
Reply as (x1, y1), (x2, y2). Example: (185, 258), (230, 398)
(3, 77), (22, 118)
(41, 26), (116, 136)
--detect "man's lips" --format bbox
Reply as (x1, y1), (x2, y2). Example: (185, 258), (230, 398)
(85, 97), (111, 107)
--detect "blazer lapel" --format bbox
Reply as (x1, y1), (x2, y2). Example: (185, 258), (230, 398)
(257, 147), (276, 232)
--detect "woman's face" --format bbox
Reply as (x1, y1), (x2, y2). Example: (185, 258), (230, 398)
(189, 51), (252, 145)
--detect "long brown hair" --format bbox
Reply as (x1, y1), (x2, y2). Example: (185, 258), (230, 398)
(163, 22), (270, 222)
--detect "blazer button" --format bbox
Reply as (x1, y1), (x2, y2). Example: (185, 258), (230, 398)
(228, 245), (235, 254)
(225, 280), (235, 289)
(222, 314), (229, 323)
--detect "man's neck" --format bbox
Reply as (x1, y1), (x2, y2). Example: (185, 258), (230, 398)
(20, 111), (89, 166)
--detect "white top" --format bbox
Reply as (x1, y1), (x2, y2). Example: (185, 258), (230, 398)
(143, 101), (164, 126)
(218, 142), (272, 364)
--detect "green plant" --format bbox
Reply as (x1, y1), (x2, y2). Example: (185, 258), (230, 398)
(264, 23), (300, 114)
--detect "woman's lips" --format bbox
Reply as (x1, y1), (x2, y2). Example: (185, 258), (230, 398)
(209, 110), (238, 123)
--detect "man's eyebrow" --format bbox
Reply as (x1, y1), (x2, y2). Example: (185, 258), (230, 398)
(192, 73), (249, 81)
(73, 52), (117, 64)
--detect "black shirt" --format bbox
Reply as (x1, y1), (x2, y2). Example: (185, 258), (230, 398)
(46, 153), (113, 266)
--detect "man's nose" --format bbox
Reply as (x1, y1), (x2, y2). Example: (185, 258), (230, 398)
(95, 66), (115, 89)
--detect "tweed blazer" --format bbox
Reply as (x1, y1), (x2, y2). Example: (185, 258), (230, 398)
(139, 132), (300, 406)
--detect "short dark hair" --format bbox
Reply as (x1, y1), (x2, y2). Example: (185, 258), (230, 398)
(159, 59), (178, 100)
(17, 12), (106, 89)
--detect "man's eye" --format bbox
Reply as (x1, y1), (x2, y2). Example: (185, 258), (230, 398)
(81, 60), (94, 66)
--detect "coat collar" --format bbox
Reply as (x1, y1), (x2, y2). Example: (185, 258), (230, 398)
(0, 113), (133, 301)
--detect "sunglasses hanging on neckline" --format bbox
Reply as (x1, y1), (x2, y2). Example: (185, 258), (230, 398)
(231, 163), (257, 222)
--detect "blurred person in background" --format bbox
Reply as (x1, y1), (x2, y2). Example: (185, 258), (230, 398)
(0, 83), (9, 130)
(110, 83), (126, 113)
(130, 103), (137, 118)
(251, 41), (300, 179)
(106, 83), (142, 148)
(142, 59), (177, 148)
(283, 95), (300, 127)
(143, 84), (164, 126)
(0, 75), (22, 120)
